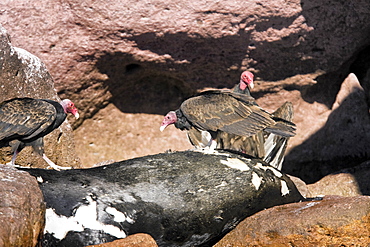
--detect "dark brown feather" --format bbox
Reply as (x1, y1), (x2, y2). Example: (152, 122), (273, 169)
(180, 91), (285, 138)
(0, 98), (58, 142)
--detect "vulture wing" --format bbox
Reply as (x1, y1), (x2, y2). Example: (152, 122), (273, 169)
(0, 98), (57, 142)
(180, 91), (276, 137)
(187, 128), (212, 148)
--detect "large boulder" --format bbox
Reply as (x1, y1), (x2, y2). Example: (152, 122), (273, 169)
(2, 0), (370, 103)
(215, 195), (370, 246)
(22, 150), (304, 246)
(0, 25), (81, 169)
(0, 164), (45, 247)
(284, 73), (370, 182)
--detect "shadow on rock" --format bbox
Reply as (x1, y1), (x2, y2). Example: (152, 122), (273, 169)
(95, 30), (254, 115)
(284, 74), (370, 186)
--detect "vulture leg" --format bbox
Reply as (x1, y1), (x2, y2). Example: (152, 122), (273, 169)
(42, 154), (71, 171)
(6, 140), (24, 166)
(8, 149), (19, 166)
(32, 138), (71, 170)
(209, 139), (217, 150)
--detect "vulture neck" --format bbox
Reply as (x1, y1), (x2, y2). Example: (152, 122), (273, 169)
(174, 109), (192, 131)
(233, 83), (251, 96)
(42, 99), (67, 129)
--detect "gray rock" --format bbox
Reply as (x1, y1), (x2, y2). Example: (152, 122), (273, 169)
(23, 150), (304, 247)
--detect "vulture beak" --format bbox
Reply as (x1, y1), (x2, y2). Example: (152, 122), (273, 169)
(160, 111), (177, 132)
(74, 112), (80, 119)
(160, 124), (167, 132)
(248, 81), (254, 90)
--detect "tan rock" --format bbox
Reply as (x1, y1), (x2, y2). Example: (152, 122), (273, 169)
(0, 164), (45, 247)
(86, 233), (158, 247)
(307, 173), (362, 197)
(307, 160), (370, 197)
(74, 103), (192, 167)
(287, 175), (309, 198)
(215, 195), (370, 246)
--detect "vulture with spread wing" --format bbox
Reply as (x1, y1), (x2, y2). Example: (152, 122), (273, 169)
(160, 89), (296, 150)
(161, 71), (295, 170)
(185, 71), (257, 149)
(0, 98), (79, 170)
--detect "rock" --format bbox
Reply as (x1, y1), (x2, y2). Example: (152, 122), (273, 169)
(284, 73), (370, 183)
(22, 150), (304, 247)
(287, 175), (309, 198)
(307, 173), (362, 197)
(87, 233), (158, 247)
(73, 104), (193, 167)
(2, 0), (370, 111)
(2, 1), (370, 171)
(215, 195), (370, 246)
(0, 25), (81, 169)
(307, 160), (370, 197)
(0, 164), (45, 247)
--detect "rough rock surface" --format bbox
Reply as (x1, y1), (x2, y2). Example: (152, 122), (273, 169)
(0, 25), (81, 169)
(0, 164), (45, 247)
(1, 0), (370, 175)
(284, 73), (370, 183)
(215, 195), (370, 246)
(2, 0), (370, 105)
(87, 233), (158, 247)
(74, 104), (192, 167)
(22, 150), (304, 247)
(306, 161), (370, 197)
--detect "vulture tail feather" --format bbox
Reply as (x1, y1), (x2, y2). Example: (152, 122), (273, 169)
(264, 117), (296, 137)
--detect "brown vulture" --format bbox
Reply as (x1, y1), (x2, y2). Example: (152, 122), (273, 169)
(160, 89), (296, 150)
(161, 71), (295, 170)
(0, 98), (79, 170)
(185, 70), (256, 149)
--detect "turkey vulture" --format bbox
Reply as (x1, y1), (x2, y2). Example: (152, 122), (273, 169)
(0, 98), (79, 170)
(218, 70), (294, 169)
(218, 101), (294, 168)
(186, 70), (257, 149)
(217, 71), (294, 169)
(160, 90), (296, 150)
